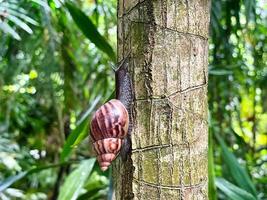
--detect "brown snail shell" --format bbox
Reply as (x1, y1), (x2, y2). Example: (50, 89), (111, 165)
(90, 99), (129, 171)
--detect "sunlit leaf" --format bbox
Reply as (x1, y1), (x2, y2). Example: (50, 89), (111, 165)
(216, 178), (257, 200)
(0, 1), (39, 39)
(60, 96), (101, 162)
(58, 158), (96, 200)
(5, 14), (33, 34)
(0, 3), (28, 15)
(0, 162), (73, 192)
(215, 133), (258, 197)
(0, 172), (27, 192)
(30, 0), (50, 11)
(0, 21), (21, 40)
(76, 168), (110, 200)
(0, 7), (38, 25)
(65, 2), (116, 62)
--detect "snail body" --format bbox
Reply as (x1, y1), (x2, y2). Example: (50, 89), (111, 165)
(90, 57), (132, 171)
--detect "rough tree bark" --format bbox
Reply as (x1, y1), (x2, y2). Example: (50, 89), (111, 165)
(113, 0), (210, 199)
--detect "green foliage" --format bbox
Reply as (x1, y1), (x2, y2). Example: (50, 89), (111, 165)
(0, 0), (40, 40)
(216, 178), (257, 200)
(60, 96), (101, 162)
(0, 161), (73, 192)
(209, 0), (267, 199)
(65, 2), (116, 62)
(58, 159), (95, 200)
(220, 133), (257, 194)
(0, 0), (266, 199)
(215, 132), (257, 198)
(77, 169), (109, 200)
(0, 0), (116, 199)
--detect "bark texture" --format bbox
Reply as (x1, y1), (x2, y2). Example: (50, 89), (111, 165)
(113, 0), (210, 199)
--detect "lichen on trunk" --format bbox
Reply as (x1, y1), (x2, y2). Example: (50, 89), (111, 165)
(113, 0), (210, 199)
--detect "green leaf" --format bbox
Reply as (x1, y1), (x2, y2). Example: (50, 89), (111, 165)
(0, 172), (27, 192)
(58, 158), (96, 200)
(0, 7), (38, 25)
(208, 130), (217, 200)
(60, 96), (101, 162)
(211, 1), (222, 37)
(0, 3), (28, 15)
(30, 0), (50, 11)
(0, 162), (73, 192)
(215, 133), (258, 197)
(77, 172), (109, 200)
(216, 178), (257, 200)
(65, 2), (116, 62)
(0, 21), (21, 40)
(243, 0), (255, 25)
(77, 189), (107, 200)
(209, 69), (233, 75)
(5, 14), (33, 34)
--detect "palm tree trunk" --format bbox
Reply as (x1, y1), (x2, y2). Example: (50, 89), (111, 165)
(113, 0), (210, 199)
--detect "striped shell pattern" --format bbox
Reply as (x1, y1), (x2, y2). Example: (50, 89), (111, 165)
(90, 99), (129, 171)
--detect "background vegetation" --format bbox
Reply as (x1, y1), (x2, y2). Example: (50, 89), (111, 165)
(0, 0), (266, 199)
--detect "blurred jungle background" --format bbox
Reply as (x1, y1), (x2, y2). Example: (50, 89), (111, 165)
(0, 0), (266, 199)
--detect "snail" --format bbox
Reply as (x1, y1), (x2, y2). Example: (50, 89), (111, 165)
(90, 99), (129, 171)
(90, 55), (133, 171)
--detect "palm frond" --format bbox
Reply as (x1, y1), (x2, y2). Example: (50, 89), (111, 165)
(0, 0), (40, 40)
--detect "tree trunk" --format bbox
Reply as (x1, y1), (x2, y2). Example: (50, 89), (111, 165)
(113, 0), (210, 199)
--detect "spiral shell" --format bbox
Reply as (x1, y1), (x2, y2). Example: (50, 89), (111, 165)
(90, 99), (129, 171)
